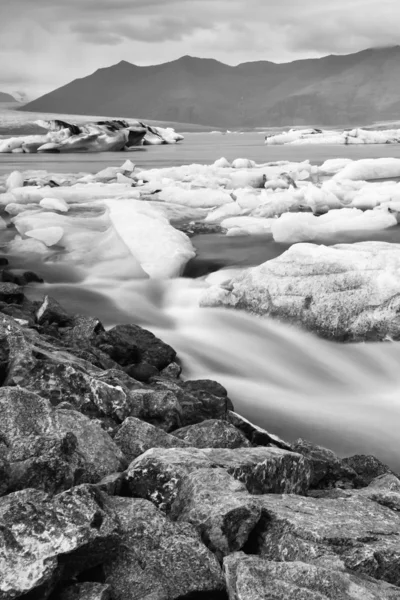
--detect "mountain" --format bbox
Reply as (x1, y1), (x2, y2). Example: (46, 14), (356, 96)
(0, 92), (16, 102)
(21, 47), (400, 127)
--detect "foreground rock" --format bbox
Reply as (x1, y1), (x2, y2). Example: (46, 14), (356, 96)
(172, 419), (252, 448)
(224, 553), (400, 600)
(201, 242), (400, 341)
(127, 446), (311, 511)
(0, 485), (120, 599)
(171, 468), (261, 558)
(103, 497), (224, 600)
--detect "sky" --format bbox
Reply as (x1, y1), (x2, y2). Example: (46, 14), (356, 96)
(0, 0), (399, 100)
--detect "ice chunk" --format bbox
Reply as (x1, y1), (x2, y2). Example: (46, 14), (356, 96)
(221, 216), (274, 235)
(232, 158), (255, 169)
(158, 186), (232, 208)
(205, 202), (242, 223)
(334, 158), (400, 181)
(6, 171), (24, 191)
(213, 157), (231, 168)
(25, 226), (64, 246)
(40, 197), (69, 212)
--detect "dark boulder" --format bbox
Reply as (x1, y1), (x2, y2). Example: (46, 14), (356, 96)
(55, 583), (111, 600)
(0, 485), (120, 599)
(227, 410), (291, 450)
(173, 419), (251, 449)
(103, 497), (224, 600)
(36, 295), (73, 326)
(342, 454), (395, 487)
(0, 282), (24, 305)
(114, 416), (189, 462)
(128, 388), (183, 432)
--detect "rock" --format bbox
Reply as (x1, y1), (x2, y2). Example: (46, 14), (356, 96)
(1, 269), (44, 286)
(103, 497), (224, 600)
(55, 409), (127, 482)
(292, 438), (357, 489)
(127, 446), (310, 512)
(0, 446), (10, 496)
(200, 447), (311, 495)
(124, 361), (159, 382)
(182, 378), (228, 398)
(23, 360), (134, 422)
(153, 377), (233, 426)
(252, 492), (400, 586)
(160, 361), (182, 379)
(170, 468), (261, 559)
(128, 388), (183, 431)
(0, 387), (125, 492)
(0, 485), (120, 599)
(0, 283), (24, 305)
(62, 315), (105, 346)
(172, 419), (252, 449)
(342, 454), (395, 486)
(36, 295), (73, 326)
(227, 411), (292, 450)
(126, 447), (216, 511)
(114, 416), (188, 462)
(94, 471), (128, 496)
(56, 583), (111, 600)
(224, 553), (400, 600)
(200, 242), (400, 341)
(95, 323), (176, 370)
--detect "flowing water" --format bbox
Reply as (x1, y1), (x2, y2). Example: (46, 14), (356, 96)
(2, 120), (400, 467)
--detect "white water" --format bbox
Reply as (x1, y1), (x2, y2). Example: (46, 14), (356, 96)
(26, 276), (400, 470)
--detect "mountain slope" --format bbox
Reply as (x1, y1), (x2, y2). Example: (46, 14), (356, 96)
(0, 92), (16, 102)
(21, 47), (400, 127)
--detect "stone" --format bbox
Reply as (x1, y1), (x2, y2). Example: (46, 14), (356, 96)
(292, 438), (357, 489)
(160, 361), (182, 378)
(201, 446), (311, 495)
(342, 454), (395, 486)
(0, 445), (10, 496)
(0, 387), (125, 492)
(103, 497), (224, 600)
(0, 282), (24, 305)
(0, 485), (120, 599)
(173, 419), (252, 449)
(227, 411), (292, 450)
(36, 294), (73, 326)
(170, 468), (261, 559)
(124, 361), (159, 382)
(200, 242), (400, 341)
(95, 323), (176, 369)
(224, 553), (400, 600)
(62, 315), (105, 347)
(114, 416), (189, 462)
(127, 446), (310, 512)
(252, 492), (400, 586)
(56, 583), (111, 600)
(128, 388), (183, 432)
(153, 377), (233, 426)
(23, 360), (134, 422)
(126, 447), (216, 511)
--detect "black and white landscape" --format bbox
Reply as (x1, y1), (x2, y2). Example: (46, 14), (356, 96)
(1, 0), (400, 599)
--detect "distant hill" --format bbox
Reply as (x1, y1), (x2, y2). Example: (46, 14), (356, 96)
(0, 92), (16, 102)
(21, 47), (400, 127)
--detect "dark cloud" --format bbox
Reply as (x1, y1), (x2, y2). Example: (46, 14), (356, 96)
(0, 0), (399, 98)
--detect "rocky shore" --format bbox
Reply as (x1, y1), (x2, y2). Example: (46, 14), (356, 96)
(1, 278), (400, 600)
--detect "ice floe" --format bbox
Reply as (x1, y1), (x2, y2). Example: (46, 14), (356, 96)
(0, 119), (184, 154)
(265, 127), (400, 146)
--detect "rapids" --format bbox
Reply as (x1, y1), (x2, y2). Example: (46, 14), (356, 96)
(24, 274), (400, 470)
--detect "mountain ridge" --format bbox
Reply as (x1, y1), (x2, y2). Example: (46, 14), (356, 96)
(21, 46), (400, 127)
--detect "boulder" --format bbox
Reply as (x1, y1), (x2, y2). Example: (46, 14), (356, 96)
(152, 377), (233, 426)
(0, 485), (120, 599)
(252, 491), (400, 586)
(127, 446), (310, 512)
(342, 454), (395, 486)
(224, 553), (400, 600)
(55, 583), (111, 600)
(36, 295), (73, 326)
(292, 438), (357, 489)
(201, 447), (311, 495)
(200, 242), (400, 341)
(227, 411), (292, 450)
(0, 283), (24, 305)
(170, 468), (261, 559)
(172, 419), (252, 449)
(103, 497), (224, 600)
(126, 447), (215, 512)
(95, 323), (176, 370)
(128, 388), (183, 431)
(114, 416), (189, 462)
(0, 387), (125, 492)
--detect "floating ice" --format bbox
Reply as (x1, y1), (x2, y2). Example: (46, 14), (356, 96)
(265, 128), (400, 146)
(334, 158), (400, 181)
(25, 226), (64, 246)
(39, 198), (69, 212)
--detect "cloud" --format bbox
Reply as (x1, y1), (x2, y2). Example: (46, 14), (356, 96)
(0, 0), (399, 98)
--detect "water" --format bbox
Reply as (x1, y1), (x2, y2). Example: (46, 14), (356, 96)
(2, 116), (400, 468)
(4, 132), (400, 175)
